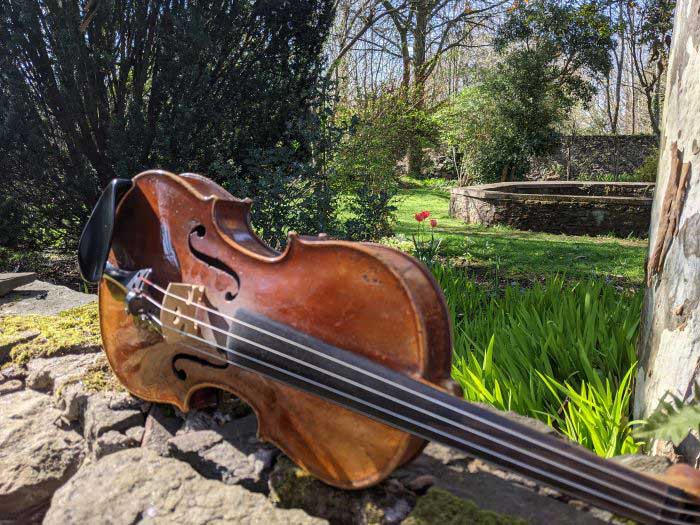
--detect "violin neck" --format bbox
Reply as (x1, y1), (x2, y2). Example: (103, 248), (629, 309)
(226, 308), (696, 524)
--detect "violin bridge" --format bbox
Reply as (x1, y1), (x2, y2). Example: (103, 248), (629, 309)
(160, 283), (207, 344)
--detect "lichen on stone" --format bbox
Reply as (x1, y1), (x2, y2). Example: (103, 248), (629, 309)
(403, 488), (526, 525)
(0, 303), (100, 366)
(81, 356), (123, 392)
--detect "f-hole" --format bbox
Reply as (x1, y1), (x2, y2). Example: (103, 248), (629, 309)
(172, 353), (229, 381)
(189, 225), (240, 300)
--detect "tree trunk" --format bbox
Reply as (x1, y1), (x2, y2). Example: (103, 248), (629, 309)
(406, 0), (429, 179)
(634, 0), (700, 418)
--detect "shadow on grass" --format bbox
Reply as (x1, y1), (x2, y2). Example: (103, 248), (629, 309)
(393, 187), (648, 285)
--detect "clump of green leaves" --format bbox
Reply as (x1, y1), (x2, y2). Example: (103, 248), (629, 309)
(632, 147), (660, 182)
(636, 387), (700, 445)
(538, 365), (642, 456)
(432, 265), (643, 456)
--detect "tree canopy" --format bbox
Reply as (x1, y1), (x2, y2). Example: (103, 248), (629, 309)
(434, 0), (614, 184)
(0, 0), (334, 247)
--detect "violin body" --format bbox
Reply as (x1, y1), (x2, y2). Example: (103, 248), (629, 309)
(99, 170), (456, 489)
(86, 170), (700, 523)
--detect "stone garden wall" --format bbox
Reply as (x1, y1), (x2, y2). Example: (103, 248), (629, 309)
(450, 182), (654, 238)
(527, 134), (658, 180)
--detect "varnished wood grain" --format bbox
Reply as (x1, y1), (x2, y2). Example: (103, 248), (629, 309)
(99, 170), (455, 489)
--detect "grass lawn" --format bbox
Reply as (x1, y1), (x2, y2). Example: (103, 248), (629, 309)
(389, 180), (648, 456)
(393, 183), (648, 287)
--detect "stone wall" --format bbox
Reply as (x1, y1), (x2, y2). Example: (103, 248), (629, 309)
(528, 134), (658, 180)
(450, 182), (654, 238)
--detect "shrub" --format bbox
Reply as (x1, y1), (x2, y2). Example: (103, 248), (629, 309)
(0, 0), (337, 248)
(632, 147), (659, 182)
(331, 91), (435, 240)
(433, 0), (612, 185)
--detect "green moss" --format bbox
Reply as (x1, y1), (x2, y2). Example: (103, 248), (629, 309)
(0, 303), (100, 365)
(81, 356), (123, 392)
(270, 456), (359, 522)
(403, 488), (526, 525)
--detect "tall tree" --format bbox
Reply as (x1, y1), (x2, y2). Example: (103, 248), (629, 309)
(626, 0), (675, 137)
(604, 0), (626, 134)
(380, 0), (502, 177)
(334, 0), (503, 176)
(635, 0), (700, 418)
(0, 0), (335, 246)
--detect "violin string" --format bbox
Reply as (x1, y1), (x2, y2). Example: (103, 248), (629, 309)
(140, 277), (695, 507)
(141, 292), (687, 515)
(138, 291), (697, 523)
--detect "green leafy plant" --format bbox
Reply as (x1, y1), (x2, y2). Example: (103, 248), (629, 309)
(332, 91), (436, 240)
(431, 266), (643, 456)
(632, 147), (660, 182)
(432, 0), (613, 185)
(635, 387), (700, 445)
(538, 364), (642, 457)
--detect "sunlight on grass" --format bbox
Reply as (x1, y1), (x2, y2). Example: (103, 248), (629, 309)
(393, 186), (648, 286)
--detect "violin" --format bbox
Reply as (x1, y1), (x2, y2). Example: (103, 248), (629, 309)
(78, 170), (699, 524)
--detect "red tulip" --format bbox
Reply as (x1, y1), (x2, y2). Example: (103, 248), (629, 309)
(430, 219), (437, 228)
(415, 212), (425, 222)
(421, 210), (430, 219)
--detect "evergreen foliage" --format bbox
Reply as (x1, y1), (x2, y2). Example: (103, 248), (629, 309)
(636, 387), (700, 446)
(0, 0), (335, 247)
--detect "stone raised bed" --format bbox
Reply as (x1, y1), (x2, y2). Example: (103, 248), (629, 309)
(449, 181), (655, 237)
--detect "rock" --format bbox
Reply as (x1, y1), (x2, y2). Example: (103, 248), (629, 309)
(93, 430), (140, 460)
(107, 390), (151, 412)
(677, 431), (700, 468)
(168, 415), (277, 491)
(25, 352), (102, 393)
(142, 404), (183, 455)
(406, 474), (436, 493)
(0, 362), (26, 383)
(0, 329), (40, 362)
(0, 272), (37, 297)
(0, 389), (84, 520)
(0, 379), (23, 395)
(43, 448), (326, 524)
(270, 456), (415, 525)
(403, 487), (526, 525)
(393, 442), (604, 524)
(0, 280), (95, 316)
(83, 392), (145, 444)
(126, 425), (145, 443)
(474, 401), (562, 438)
(54, 381), (91, 422)
(611, 453), (672, 474)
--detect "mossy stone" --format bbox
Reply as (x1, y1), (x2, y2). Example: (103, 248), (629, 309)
(403, 488), (527, 525)
(0, 303), (100, 366)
